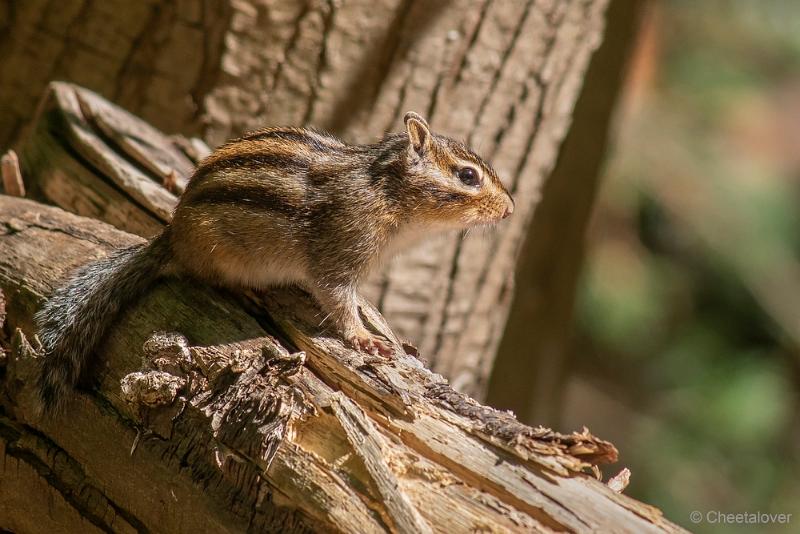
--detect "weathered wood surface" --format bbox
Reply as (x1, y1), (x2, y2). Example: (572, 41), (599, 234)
(2, 0), (614, 399)
(0, 196), (684, 532)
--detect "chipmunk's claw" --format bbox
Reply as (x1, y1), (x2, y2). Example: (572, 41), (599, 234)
(349, 333), (395, 357)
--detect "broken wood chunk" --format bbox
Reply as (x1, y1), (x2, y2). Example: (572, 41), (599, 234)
(15, 82), (213, 235)
(608, 467), (632, 493)
(120, 370), (186, 407)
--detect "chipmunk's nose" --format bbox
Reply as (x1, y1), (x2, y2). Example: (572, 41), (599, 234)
(502, 196), (515, 219)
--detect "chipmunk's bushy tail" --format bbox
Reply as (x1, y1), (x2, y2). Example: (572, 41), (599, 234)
(35, 231), (172, 413)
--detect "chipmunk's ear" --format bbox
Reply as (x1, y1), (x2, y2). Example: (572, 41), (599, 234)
(404, 111), (430, 155)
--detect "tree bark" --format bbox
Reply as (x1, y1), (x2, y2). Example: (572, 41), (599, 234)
(2, 0), (613, 397)
(0, 0), (231, 147)
(0, 84), (685, 533)
(487, 0), (646, 425)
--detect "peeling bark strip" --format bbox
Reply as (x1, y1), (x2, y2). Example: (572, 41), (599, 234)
(0, 196), (684, 532)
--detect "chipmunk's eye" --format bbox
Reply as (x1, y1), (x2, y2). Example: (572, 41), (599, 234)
(457, 166), (480, 187)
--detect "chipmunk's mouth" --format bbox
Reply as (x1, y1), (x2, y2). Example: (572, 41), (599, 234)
(475, 197), (514, 225)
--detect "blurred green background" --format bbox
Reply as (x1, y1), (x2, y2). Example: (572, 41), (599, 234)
(564, 1), (800, 532)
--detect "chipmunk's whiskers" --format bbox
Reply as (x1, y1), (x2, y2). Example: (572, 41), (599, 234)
(318, 311), (334, 327)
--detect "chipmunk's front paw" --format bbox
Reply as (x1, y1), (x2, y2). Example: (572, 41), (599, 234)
(348, 332), (395, 357)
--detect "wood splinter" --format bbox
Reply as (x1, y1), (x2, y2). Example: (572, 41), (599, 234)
(1, 149), (25, 197)
(330, 392), (434, 534)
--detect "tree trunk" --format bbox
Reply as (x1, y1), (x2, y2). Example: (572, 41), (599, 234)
(487, 0), (646, 424)
(0, 83), (686, 533)
(0, 0), (231, 147)
(2, 0), (612, 397)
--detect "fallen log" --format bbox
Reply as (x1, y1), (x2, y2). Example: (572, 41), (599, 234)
(0, 195), (683, 533)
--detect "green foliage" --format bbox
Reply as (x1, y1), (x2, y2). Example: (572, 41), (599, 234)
(574, 1), (800, 531)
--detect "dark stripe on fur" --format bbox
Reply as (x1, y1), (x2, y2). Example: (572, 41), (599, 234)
(188, 183), (300, 215)
(191, 152), (309, 186)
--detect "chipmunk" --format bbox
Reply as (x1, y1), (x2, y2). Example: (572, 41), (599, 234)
(35, 112), (514, 412)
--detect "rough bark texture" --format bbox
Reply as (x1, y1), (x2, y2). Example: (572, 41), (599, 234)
(1, 0), (611, 398)
(487, 0), (646, 424)
(0, 83), (687, 533)
(0, 0), (231, 147)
